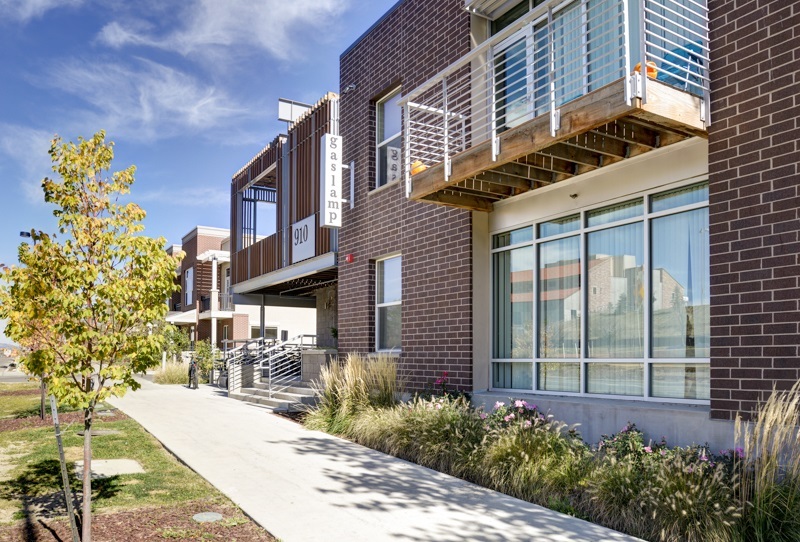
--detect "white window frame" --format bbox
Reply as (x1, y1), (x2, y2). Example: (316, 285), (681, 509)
(376, 254), (402, 352)
(489, 178), (710, 404)
(184, 267), (194, 306)
(375, 88), (403, 189)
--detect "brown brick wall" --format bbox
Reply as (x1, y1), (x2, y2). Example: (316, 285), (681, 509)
(180, 231), (226, 312)
(707, 0), (800, 420)
(233, 314), (250, 341)
(338, 0), (474, 391)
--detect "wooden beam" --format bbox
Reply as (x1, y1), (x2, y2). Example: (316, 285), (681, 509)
(590, 119), (661, 149)
(469, 172), (533, 192)
(635, 80), (708, 138)
(420, 191), (495, 212)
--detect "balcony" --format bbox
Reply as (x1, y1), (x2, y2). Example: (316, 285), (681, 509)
(199, 293), (235, 317)
(403, 0), (709, 211)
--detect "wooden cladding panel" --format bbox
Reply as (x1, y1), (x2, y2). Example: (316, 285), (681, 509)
(231, 94), (339, 288)
(232, 135), (283, 193)
(286, 98), (332, 224)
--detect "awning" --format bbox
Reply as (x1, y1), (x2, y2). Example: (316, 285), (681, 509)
(464, 0), (521, 20)
(197, 249), (230, 263)
(166, 309), (197, 325)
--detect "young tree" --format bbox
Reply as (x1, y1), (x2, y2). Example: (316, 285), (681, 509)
(0, 131), (182, 542)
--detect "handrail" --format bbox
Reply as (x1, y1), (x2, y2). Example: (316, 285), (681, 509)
(224, 334), (317, 400)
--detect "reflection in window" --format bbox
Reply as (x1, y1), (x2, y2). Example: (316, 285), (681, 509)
(538, 236), (580, 358)
(490, 181), (709, 401)
(493, 246), (533, 358)
(493, 362), (533, 389)
(538, 362), (579, 392)
(587, 363), (644, 396)
(376, 91), (402, 188)
(587, 222), (644, 358)
(377, 256), (401, 350)
(651, 209), (710, 358)
(651, 363), (710, 400)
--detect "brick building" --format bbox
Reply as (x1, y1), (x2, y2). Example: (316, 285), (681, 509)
(338, 0), (474, 390)
(166, 226), (315, 349)
(326, 0), (799, 449)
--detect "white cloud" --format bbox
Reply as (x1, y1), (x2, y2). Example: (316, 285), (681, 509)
(46, 58), (249, 141)
(0, 124), (55, 203)
(134, 185), (229, 208)
(97, 0), (349, 62)
(0, 0), (83, 22)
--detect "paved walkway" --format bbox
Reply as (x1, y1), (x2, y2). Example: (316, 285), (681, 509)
(109, 379), (641, 542)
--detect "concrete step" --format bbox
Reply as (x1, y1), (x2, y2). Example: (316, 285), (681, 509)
(252, 381), (317, 397)
(240, 387), (317, 405)
(228, 392), (303, 411)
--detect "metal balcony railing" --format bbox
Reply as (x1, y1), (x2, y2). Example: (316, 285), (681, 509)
(401, 0), (709, 194)
(200, 293), (235, 312)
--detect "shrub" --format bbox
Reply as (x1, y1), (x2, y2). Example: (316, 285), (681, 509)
(736, 380), (800, 542)
(153, 362), (188, 385)
(481, 401), (590, 508)
(193, 339), (215, 380)
(305, 353), (403, 434)
(350, 395), (485, 479)
(646, 453), (738, 542)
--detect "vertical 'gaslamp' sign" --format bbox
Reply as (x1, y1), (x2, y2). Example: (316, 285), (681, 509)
(320, 134), (343, 228)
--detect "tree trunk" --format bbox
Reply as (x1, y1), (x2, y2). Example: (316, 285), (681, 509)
(82, 407), (92, 542)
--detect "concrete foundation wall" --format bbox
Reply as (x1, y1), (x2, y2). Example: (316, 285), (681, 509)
(473, 392), (736, 451)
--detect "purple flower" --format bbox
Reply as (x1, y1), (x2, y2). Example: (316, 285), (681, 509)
(735, 447), (745, 458)
(493, 401), (505, 410)
(514, 400), (525, 408)
(479, 412), (488, 420)
(644, 446), (652, 453)
(621, 425), (629, 433)
(524, 420), (532, 428)
(504, 413), (515, 422)
(660, 450), (667, 456)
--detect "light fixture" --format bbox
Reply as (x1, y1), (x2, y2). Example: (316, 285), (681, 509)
(342, 83), (357, 94)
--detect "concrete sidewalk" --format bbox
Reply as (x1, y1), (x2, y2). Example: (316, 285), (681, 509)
(108, 379), (640, 542)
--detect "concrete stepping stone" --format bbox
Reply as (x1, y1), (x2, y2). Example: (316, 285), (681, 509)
(74, 459), (144, 479)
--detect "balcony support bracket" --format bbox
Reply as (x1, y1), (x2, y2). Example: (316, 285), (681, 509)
(550, 109), (561, 138)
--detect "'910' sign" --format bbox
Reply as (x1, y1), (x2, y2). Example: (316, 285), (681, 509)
(291, 214), (316, 264)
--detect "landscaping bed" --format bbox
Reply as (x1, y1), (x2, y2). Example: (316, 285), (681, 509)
(0, 382), (276, 541)
(305, 353), (800, 542)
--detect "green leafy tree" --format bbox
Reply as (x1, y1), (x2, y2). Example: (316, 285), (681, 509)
(152, 321), (190, 362)
(193, 338), (216, 381)
(0, 131), (182, 542)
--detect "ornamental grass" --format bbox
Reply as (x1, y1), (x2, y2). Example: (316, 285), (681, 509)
(153, 362), (189, 385)
(735, 379), (800, 542)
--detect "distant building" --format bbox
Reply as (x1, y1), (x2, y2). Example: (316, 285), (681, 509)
(165, 226), (315, 348)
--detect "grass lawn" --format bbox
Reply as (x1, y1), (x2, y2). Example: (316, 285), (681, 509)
(0, 383), (275, 541)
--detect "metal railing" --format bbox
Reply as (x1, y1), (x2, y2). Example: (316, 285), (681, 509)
(401, 0), (709, 195)
(224, 334), (317, 400)
(199, 292), (235, 313)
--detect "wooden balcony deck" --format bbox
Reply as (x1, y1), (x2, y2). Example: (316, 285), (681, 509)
(409, 78), (707, 212)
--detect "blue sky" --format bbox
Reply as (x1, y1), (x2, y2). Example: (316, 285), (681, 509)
(0, 0), (398, 343)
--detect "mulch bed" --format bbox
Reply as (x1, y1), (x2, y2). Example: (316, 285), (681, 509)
(0, 410), (127, 433)
(0, 499), (276, 541)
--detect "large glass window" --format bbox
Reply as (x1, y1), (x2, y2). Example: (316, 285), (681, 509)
(490, 181), (710, 401)
(377, 255), (401, 351)
(376, 90), (402, 188)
